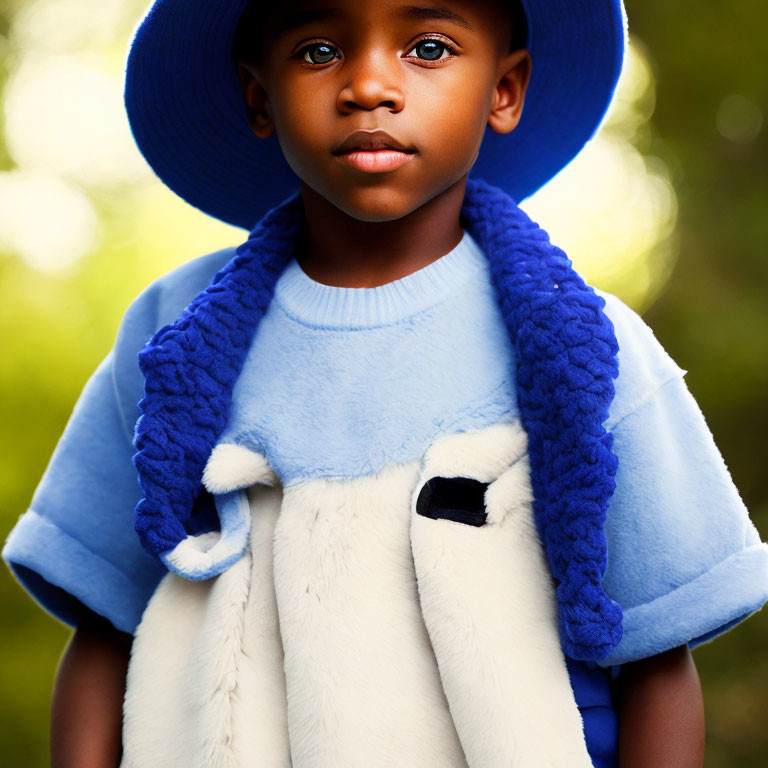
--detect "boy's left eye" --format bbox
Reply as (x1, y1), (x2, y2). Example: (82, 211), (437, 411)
(405, 38), (457, 62)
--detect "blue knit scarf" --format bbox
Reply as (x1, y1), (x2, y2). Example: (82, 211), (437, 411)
(132, 176), (624, 661)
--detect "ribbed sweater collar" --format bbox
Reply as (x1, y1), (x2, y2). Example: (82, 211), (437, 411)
(274, 230), (487, 328)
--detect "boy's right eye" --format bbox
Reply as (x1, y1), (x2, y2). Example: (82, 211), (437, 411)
(300, 41), (341, 65)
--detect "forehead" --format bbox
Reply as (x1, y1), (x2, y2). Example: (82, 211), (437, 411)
(274, 2), (471, 32)
(265, 0), (508, 36)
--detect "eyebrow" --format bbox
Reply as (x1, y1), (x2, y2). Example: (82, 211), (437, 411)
(273, 5), (473, 36)
(273, 9), (345, 36)
(396, 5), (473, 30)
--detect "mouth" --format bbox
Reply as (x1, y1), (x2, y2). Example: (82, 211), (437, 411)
(332, 129), (417, 173)
(333, 129), (416, 155)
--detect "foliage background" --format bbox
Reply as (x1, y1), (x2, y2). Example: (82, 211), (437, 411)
(0, 0), (766, 764)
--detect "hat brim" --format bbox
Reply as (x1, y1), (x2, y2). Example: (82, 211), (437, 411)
(124, 0), (627, 231)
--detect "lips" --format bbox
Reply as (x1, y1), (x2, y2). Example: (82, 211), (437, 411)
(332, 129), (416, 156)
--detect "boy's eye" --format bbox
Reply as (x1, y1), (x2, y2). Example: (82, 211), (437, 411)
(405, 38), (456, 62)
(301, 42), (341, 65)
(298, 36), (457, 67)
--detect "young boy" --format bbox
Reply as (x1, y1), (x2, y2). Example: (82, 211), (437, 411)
(4, 0), (768, 766)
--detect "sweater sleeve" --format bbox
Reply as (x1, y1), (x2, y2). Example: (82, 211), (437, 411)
(1, 247), (236, 634)
(595, 289), (768, 666)
(1, 337), (164, 635)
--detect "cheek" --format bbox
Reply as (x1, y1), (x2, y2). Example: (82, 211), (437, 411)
(408, 71), (492, 156)
(270, 80), (331, 155)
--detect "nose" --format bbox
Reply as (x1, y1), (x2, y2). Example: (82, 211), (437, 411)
(336, 50), (405, 114)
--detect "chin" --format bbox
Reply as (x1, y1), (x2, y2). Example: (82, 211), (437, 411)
(330, 186), (429, 223)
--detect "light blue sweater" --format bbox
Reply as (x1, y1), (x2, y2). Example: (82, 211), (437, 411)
(5, 226), (767, 647)
(4, 230), (767, 766)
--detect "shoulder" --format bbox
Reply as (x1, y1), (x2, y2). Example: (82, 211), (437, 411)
(118, 246), (237, 337)
(112, 246), (239, 435)
(593, 287), (687, 428)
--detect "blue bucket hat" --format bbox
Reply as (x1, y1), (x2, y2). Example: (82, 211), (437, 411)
(123, 0), (628, 231)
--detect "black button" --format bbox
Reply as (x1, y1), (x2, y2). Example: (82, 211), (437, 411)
(416, 476), (489, 527)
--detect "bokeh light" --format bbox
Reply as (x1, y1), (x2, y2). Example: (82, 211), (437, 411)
(716, 94), (764, 144)
(521, 41), (679, 312)
(0, 168), (99, 270)
(4, 50), (151, 187)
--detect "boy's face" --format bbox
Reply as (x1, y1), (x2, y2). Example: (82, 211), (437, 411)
(238, 0), (530, 222)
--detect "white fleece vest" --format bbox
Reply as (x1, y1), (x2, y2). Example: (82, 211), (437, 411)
(121, 421), (593, 767)
(120, 228), (606, 767)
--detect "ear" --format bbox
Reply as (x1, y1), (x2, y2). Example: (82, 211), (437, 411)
(236, 60), (275, 139)
(487, 50), (532, 135)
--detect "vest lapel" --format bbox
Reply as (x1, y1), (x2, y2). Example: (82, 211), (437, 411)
(409, 422), (594, 765)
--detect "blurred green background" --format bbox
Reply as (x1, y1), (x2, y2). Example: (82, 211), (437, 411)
(1, 0), (766, 764)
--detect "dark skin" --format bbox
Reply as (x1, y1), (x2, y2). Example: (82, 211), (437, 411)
(51, 606), (132, 768)
(51, 1), (705, 765)
(237, 0), (529, 287)
(618, 644), (706, 767)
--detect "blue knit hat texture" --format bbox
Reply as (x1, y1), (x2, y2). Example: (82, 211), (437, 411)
(123, 0), (628, 230)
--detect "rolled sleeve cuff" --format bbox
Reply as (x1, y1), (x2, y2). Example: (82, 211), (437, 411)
(2, 509), (153, 634)
(598, 543), (768, 667)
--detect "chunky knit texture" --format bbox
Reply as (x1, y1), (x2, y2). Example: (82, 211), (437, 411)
(132, 176), (623, 660)
(133, 191), (305, 554)
(461, 179), (623, 660)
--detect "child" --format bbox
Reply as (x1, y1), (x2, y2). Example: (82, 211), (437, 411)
(4, 0), (768, 765)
